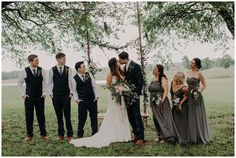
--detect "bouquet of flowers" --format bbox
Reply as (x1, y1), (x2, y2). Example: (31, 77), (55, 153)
(152, 93), (163, 113)
(190, 86), (200, 101)
(109, 80), (138, 107)
(172, 95), (182, 113)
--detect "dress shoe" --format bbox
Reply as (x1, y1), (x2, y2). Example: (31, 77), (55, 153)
(42, 136), (49, 141)
(135, 140), (146, 145)
(67, 136), (73, 142)
(159, 140), (166, 144)
(154, 137), (160, 142)
(131, 136), (139, 143)
(24, 136), (33, 142)
(57, 136), (64, 141)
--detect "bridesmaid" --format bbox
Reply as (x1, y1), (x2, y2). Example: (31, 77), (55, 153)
(187, 58), (211, 144)
(170, 72), (189, 144)
(148, 64), (180, 144)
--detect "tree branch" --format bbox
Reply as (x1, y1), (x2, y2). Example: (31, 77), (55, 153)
(3, 13), (34, 41)
(91, 38), (139, 51)
(209, 2), (234, 38)
(3, 8), (44, 26)
(1, 2), (14, 9)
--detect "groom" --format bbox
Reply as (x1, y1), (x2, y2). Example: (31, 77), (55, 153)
(118, 51), (145, 145)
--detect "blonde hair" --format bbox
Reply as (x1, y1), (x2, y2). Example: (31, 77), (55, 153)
(174, 72), (185, 84)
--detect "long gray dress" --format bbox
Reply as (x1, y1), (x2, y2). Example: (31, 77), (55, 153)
(148, 80), (180, 143)
(170, 81), (189, 144)
(187, 77), (211, 144)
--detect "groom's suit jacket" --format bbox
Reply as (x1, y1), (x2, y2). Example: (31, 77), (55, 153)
(124, 60), (144, 95)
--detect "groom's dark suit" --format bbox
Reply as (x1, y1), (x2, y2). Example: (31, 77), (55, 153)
(124, 60), (145, 140)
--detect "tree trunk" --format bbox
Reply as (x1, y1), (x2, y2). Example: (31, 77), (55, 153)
(210, 2), (234, 38)
(83, 2), (91, 65)
(137, 2), (148, 115)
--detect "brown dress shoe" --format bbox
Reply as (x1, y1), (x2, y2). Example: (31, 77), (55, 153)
(24, 137), (33, 142)
(67, 137), (73, 142)
(42, 136), (49, 141)
(131, 136), (139, 143)
(57, 136), (64, 141)
(159, 140), (166, 144)
(135, 140), (146, 145)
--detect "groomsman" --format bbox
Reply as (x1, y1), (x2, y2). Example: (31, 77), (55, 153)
(18, 54), (48, 142)
(72, 61), (99, 138)
(48, 53), (73, 142)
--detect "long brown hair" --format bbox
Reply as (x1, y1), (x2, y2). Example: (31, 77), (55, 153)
(108, 57), (124, 80)
(156, 64), (167, 85)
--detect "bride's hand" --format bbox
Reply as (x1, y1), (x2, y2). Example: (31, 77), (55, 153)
(76, 99), (83, 104)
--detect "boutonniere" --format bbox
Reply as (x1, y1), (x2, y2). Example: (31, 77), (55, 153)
(65, 67), (69, 75)
(127, 63), (135, 72)
(37, 69), (41, 76)
(84, 72), (90, 80)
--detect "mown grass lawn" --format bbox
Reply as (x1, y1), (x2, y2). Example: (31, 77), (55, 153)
(2, 67), (234, 156)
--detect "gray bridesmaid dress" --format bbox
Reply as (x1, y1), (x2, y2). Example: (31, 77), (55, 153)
(148, 80), (180, 143)
(170, 81), (189, 144)
(187, 77), (211, 144)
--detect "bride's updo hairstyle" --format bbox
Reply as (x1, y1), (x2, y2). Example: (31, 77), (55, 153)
(108, 57), (124, 80)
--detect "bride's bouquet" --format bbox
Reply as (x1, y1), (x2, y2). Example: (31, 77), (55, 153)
(109, 80), (138, 107)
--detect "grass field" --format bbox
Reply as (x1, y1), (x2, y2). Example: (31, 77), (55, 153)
(1, 66), (234, 156)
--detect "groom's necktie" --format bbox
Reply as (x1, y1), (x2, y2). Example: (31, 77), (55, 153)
(124, 65), (127, 73)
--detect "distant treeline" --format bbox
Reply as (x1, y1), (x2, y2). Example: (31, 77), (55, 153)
(2, 55), (234, 80)
(181, 54), (234, 70)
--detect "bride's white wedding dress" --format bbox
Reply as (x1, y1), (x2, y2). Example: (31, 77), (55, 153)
(70, 77), (131, 148)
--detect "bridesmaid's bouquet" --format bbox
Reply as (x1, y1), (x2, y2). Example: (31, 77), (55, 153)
(152, 93), (162, 106)
(172, 96), (183, 113)
(152, 93), (163, 113)
(190, 86), (200, 101)
(109, 80), (138, 107)
(172, 97), (180, 107)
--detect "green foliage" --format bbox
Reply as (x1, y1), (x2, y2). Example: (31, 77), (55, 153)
(2, 71), (20, 80)
(143, 2), (233, 43)
(181, 55), (190, 69)
(2, 2), (128, 68)
(2, 67), (234, 156)
(201, 57), (213, 70)
(220, 54), (234, 68)
(141, 2), (234, 65)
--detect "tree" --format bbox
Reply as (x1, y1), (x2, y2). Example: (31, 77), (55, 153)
(220, 54), (233, 68)
(201, 57), (212, 70)
(143, 2), (234, 43)
(2, 2), (132, 67)
(181, 55), (190, 69)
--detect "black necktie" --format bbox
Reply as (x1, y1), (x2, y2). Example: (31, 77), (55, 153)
(59, 67), (62, 75)
(82, 75), (86, 82)
(33, 69), (36, 77)
(124, 65), (127, 73)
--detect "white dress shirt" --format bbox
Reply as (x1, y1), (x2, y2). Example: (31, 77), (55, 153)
(48, 65), (73, 96)
(18, 66), (47, 97)
(72, 72), (98, 101)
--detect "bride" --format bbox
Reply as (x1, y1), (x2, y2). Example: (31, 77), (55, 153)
(70, 57), (131, 148)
